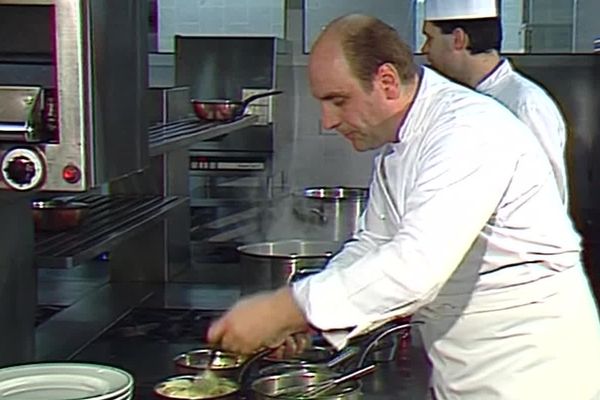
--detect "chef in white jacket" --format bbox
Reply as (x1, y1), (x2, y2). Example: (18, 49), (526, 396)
(421, 0), (569, 207)
(208, 14), (600, 400)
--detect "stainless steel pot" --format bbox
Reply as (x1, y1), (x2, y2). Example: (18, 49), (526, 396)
(251, 370), (362, 400)
(172, 347), (271, 383)
(173, 349), (249, 379)
(293, 187), (368, 243)
(237, 239), (340, 295)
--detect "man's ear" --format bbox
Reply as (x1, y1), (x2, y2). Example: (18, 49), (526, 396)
(452, 27), (469, 51)
(375, 63), (401, 99)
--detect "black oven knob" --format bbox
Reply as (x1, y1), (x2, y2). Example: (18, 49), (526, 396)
(1, 148), (45, 191)
(5, 157), (36, 185)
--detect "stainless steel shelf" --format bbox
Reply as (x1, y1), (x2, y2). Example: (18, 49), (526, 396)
(34, 194), (187, 268)
(148, 115), (259, 156)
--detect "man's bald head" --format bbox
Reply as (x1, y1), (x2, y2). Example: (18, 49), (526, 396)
(311, 14), (418, 91)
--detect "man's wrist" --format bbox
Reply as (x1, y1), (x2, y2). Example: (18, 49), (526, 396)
(274, 286), (309, 333)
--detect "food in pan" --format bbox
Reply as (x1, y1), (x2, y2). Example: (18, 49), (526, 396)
(155, 376), (238, 399)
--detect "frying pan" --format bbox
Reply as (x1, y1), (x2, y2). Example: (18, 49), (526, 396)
(191, 90), (282, 122)
(32, 198), (89, 231)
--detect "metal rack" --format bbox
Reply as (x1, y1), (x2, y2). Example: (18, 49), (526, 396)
(35, 194), (186, 268)
(148, 115), (258, 156)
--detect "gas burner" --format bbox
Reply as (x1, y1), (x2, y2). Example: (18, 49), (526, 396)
(102, 308), (221, 343)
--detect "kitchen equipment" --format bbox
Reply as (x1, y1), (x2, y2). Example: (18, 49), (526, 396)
(0, 362), (134, 400)
(275, 364), (376, 399)
(191, 90), (282, 122)
(174, 349), (248, 379)
(154, 374), (239, 400)
(32, 198), (90, 231)
(257, 346), (361, 378)
(250, 365), (368, 400)
(263, 345), (335, 365)
(293, 187), (368, 243)
(160, 348), (271, 399)
(258, 320), (419, 380)
(237, 239), (339, 295)
(0, 1), (147, 191)
(354, 320), (422, 367)
(173, 347), (271, 383)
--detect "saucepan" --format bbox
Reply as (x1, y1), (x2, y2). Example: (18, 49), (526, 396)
(256, 319), (422, 380)
(191, 90), (282, 122)
(32, 197), (90, 231)
(157, 348), (271, 400)
(250, 364), (375, 400)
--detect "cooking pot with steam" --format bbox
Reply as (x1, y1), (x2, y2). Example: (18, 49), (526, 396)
(293, 187), (368, 243)
(237, 239), (340, 295)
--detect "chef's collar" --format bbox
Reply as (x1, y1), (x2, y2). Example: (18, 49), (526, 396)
(476, 58), (506, 88)
(395, 66), (424, 142)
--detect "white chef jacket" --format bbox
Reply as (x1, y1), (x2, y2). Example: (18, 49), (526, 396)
(292, 67), (600, 399)
(476, 58), (568, 206)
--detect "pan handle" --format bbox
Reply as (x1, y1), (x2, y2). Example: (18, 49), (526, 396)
(241, 90), (283, 107)
(355, 320), (424, 368)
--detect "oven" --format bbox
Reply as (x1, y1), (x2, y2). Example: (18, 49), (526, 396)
(0, 0), (147, 191)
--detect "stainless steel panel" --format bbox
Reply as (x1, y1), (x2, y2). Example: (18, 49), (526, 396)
(0, 0), (148, 191)
(87, 0), (148, 187)
(40, 0), (89, 191)
(0, 86), (43, 141)
(147, 86), (192, 125)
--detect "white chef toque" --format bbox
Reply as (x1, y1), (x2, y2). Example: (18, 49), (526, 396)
(425, 0), (498, 21)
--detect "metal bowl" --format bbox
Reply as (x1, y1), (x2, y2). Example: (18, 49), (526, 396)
(251, 370), (362, 400)
(31, 199), (90, 231)
(173, 349), (248, 379)
(154, 375), (239, 400)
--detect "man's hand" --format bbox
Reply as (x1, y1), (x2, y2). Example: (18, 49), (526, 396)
(207, 287), (308, 354)
(268, 331), (313, 360)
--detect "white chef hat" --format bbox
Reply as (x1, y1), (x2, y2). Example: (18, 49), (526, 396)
(425, 0), (498, 21)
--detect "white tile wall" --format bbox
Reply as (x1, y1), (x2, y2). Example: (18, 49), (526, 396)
(158, 0), (285, 52)
(304, 0), (415, 53)
(502, 0), (525, 52)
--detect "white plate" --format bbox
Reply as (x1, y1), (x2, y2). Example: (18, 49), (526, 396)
(108, 391), (133, 400)
(0, 363), (134, 400)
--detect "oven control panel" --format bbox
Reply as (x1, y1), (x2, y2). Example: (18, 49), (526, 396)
(189, 156), (265, 171)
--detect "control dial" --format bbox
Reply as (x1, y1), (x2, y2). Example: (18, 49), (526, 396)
(1, 148), (45, 191)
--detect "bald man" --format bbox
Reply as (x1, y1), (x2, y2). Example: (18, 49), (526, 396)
(208, 15), (600, 400)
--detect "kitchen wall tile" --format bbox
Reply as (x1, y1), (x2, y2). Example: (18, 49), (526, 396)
(304, 0), (415, 53)
(158, 0), (285, 52)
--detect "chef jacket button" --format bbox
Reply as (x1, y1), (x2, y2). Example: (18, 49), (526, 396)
(379, 214), (386, 220)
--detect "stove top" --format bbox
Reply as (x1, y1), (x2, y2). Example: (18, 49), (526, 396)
(101, 307), (222, 343)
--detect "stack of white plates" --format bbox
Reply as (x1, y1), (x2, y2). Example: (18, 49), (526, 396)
(0, 363), (134, 399)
